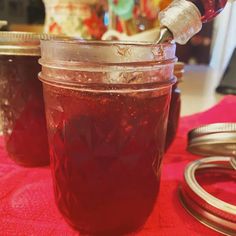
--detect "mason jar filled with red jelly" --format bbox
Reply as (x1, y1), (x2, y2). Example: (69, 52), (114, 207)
(0, 32), (50, 167)
(39, 39), (176, 235)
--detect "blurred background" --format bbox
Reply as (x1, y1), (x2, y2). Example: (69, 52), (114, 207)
(0, 0), (236, 115)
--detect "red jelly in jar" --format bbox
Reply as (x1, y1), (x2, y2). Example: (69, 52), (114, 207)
(0, 32), (49, 167)
(39, 40), (176, 235)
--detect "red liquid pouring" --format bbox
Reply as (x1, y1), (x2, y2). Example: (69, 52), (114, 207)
(190, 0), (228, 22)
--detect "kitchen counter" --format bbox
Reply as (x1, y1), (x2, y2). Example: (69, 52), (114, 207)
(179, 65), (224, 116)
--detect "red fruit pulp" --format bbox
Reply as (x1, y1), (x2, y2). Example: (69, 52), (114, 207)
(43, 83), (171, 235)
(0, 56), (49, 167)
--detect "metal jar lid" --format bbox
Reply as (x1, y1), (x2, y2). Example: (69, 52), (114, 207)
(187, 123), (236, 157)
(179, 156), (236, 236)
(0, 32), (54, 56)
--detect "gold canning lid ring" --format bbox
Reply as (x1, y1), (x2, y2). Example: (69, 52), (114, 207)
(0, 32), (43, 56)
(188, 132), (236, 157)
(188, 123), (236, 140)
(179, 156), (236, 236)
(188, 123), (236, 157)
(0, 32), (66, 56)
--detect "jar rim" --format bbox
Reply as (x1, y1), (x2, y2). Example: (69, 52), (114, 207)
(39, 38), (177, 69)
(41, 38), (174, 46)
(39, 39), (177, 88)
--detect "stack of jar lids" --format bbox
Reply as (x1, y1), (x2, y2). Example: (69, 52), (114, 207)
(180, 123), (236, 236)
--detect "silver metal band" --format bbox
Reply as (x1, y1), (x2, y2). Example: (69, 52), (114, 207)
(180, 156), (236, 235)
(159, 0), (202, 44)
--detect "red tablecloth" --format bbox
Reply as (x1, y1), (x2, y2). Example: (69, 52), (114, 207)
(1, 96), (236, 236)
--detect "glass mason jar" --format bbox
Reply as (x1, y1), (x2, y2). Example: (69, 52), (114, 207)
(43, 0), (107, 39)
(39, 39), (176, 235)
(0, 32), (50, 167)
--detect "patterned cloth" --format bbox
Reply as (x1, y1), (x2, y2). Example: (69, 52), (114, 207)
(43, 1), (107, 39)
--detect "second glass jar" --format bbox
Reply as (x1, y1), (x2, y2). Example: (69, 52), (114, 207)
(0, 32), (50, 167)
